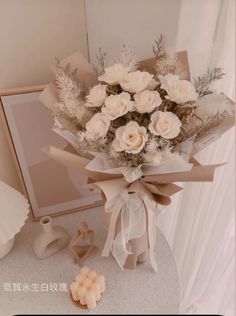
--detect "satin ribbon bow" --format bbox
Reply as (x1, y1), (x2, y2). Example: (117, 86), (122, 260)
(101, 190), (158, 271)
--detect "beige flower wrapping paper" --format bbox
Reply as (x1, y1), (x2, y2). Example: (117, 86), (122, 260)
(40, 49), (235, 271)
(42, 144), (223, 271)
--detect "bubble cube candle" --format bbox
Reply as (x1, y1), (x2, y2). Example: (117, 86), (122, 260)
(70, 266), (105, 309)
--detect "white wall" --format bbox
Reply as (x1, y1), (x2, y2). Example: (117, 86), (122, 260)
(85, 0), (181, 64)
(0, 0), (88, 190)
(0, 0), (183, 190)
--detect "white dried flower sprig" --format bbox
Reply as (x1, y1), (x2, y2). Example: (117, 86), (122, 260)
(155, 53), (186, 79)
(53, 59), (81, 105)
(193, 67), (225, 96)
(152, 34), (166, 61)
(95, 48), (108, 75)
(153, 34), (186, 78)
(118, 44), (137, 71)
(96, 45), (137, 75)
(52, 59), (91, 128)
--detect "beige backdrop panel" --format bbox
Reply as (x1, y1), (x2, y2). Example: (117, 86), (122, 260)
(0, 0), (88, 189)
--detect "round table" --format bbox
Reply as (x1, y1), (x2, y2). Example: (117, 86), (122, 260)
(0, 207), (180, 315)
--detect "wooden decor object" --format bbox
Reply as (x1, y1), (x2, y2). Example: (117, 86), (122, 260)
(68, 221), (97, 266)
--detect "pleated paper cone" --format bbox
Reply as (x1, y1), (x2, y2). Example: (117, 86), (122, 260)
(0, 181), (30, 245)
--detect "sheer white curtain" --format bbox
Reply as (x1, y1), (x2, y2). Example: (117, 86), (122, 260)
(157, 0), (235, 315)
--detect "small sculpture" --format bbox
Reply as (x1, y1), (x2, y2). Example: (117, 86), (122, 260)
(69, 221), (97, 266)
(70, 266), (105, 310)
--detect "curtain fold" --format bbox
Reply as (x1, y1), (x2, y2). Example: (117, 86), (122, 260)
(157, 0), (235, 314)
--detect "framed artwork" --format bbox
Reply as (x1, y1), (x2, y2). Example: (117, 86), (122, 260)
(0, 86), (103, 220)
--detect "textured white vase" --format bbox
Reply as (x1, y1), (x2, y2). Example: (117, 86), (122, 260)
(0, 237), (15, 259)
(33, 216), (70, 259)
(0, 181), (29, 260)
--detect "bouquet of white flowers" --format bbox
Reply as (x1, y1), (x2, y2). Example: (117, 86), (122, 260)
(40, 37), (234, 271)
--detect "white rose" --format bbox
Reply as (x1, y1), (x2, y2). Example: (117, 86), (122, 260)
(85, 113), (110, 140)
(85, 84), (107, 107)
(112, 121), (148, 154)
(134, 90), (162, 113)
(98, 63), (129, 85)
(102, 92), (133, 120)
(149, 111), (182, 139)
(159, 74), (198, 104)
(120, 70), (153, 93)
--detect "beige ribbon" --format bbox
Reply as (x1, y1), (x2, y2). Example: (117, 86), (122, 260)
(92, 178), (158, 271)
(103, 191), (148, 270)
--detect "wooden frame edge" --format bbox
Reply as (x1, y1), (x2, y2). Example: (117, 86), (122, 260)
(0, 97), (34, 221)
(0, 85), (104, 221)
(0, 85), (46, 97)
(31, 200), (104, 221)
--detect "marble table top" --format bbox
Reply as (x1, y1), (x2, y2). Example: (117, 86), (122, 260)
(0, 207), (180, 315)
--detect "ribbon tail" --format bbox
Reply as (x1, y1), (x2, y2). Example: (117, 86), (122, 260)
(111, 192), (147, 270)
(111, 206), (131, 271)
(144, 197), (158, 273)
(101, 199), (123, 257)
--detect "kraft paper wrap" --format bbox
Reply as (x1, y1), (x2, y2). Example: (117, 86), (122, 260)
(40, 51), (234, 271)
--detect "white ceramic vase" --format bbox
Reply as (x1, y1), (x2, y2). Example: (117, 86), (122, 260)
(33, 216), (70, 259)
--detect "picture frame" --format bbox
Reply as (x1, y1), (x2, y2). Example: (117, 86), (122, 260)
(0, 85), (103, 220)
